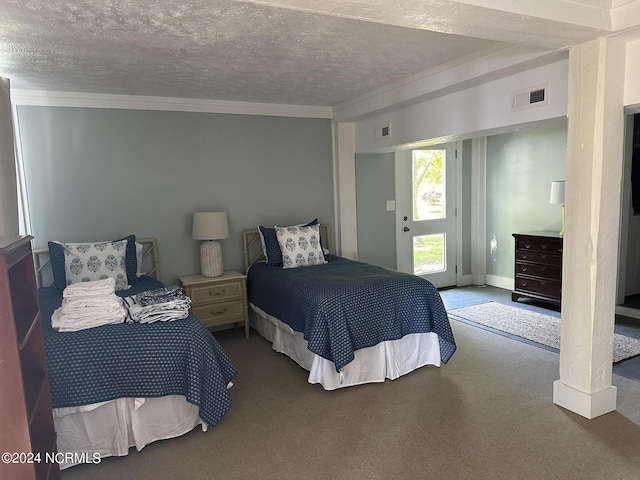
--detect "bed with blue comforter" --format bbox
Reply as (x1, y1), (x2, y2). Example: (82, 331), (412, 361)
(34, 244), (239, 470)
(247, 253), (456, 388)
(39, 275), (237, 426)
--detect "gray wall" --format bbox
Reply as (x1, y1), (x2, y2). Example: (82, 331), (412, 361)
(486, 120), (568, 279)
(355, 153), (396, 269)
(17, 106), (334, 284)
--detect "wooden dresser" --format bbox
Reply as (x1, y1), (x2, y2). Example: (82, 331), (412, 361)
(512, 232), (563, 306)
(0, 236), (59, 480)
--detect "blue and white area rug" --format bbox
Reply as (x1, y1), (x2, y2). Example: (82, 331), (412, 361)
(449, 301), (640, 363)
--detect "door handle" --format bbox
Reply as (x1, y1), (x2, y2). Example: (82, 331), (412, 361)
(403, 227), (410, 232)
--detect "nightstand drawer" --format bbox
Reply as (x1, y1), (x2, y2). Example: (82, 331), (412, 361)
(193, 300), (245, 325)
(190, 282), (242, 304)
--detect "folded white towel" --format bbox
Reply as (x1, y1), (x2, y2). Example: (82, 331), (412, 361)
(63, 277), (116, 299)
(53, 278), (129, 331)
(51, 303), (127, 332)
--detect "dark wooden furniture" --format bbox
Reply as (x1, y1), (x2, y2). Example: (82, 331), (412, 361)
(0, 236), (59, 480)
(512, 232), (563, 307)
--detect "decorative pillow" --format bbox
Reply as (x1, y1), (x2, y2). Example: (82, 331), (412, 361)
(60, 239), (129, 290)
(258, 219), (318, 266)
(275, 224), (327, 269)
(49, 235), (137, 291)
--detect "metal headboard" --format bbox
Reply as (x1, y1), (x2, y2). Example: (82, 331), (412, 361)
(32, 237), (161, 288)
(243, 224), (332, 273)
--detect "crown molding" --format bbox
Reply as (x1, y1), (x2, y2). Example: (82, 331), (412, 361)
(9, 89), (333, 119)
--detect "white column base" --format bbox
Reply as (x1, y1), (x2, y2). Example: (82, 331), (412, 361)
(553, 380), (616, 419)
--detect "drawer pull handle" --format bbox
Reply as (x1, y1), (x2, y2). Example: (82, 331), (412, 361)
(541, 244), (548, 250)
(540, 266), (546, 272)
(521, 266), (528, 272)
(209, 289), (226, 296)
(541, 254), (548, 260)
(210, 308), (228, 315)
(524, 244), (531, 249)
(521, 254), (528, 259)
(520, 281), (527, 287)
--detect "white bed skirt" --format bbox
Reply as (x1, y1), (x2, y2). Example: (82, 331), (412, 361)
(249, 303), (441, 390)
(53, 395), (205, 469)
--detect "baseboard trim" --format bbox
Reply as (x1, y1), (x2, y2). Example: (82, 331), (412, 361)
(485, 274), (513, 291)
(553, 380), (617, 419)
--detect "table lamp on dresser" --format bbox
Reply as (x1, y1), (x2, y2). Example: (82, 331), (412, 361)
(192, 211), (229, 277)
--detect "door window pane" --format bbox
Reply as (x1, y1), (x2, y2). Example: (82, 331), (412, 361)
(413, 234), (445, 274)
(412, 150), (445, 221)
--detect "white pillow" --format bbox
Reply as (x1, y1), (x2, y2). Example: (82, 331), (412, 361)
(275, 224), (327, 269)
(61, 239), (129, 290)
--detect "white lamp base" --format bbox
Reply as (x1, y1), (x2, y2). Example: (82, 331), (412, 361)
(201, 240), (224, 277)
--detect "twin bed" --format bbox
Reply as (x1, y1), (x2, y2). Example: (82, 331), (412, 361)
(243, 223), (456, 390)
(35, 224), (456, 469)
(34, 237), (237, 469)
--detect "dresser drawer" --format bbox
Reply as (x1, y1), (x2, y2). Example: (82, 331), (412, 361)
(515, 262), (562, 280)
(515, 236), (563, 255)
(514, 275), (561, 300)
(190, 281), (242, 304)
(515, 251), (562, 266)
(193, 300), (245, 326)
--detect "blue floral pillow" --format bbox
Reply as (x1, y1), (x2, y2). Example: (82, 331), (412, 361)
(258, 219), (318, 266)
(48, 234), (137, 292)
(275, 224), (327, 269)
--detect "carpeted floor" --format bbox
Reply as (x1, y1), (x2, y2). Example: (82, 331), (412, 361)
(449, 301), (640, 363)
(60, 319), (640, 480)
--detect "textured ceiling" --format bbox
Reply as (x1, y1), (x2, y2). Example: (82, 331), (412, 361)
(0, 0), (629, 107)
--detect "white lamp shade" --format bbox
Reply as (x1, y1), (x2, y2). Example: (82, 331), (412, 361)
(192, 212), (229, 240)
(550, 181), (565, 205)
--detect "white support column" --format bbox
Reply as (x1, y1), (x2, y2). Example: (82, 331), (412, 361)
(332, 122), (358, 259)
(553, 38), (625, 419)
(470, 137), (487, 286)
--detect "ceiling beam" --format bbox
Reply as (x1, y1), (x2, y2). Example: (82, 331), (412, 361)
(235, 0), (613, 48)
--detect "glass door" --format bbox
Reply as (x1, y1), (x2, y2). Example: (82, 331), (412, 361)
(397, 143), (457, 287)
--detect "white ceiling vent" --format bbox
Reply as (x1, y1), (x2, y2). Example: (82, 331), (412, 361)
(511, 83), (549, 111)
(374, 124), (391, 140)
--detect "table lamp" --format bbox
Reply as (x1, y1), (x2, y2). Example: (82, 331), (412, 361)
(192, 212), (229, 277)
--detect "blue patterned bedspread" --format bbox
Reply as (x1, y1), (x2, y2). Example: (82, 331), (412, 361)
(39, 276), (237, 427)
(247, 255), (456, 371)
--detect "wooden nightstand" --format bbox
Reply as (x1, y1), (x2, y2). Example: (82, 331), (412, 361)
(179, 271), (249, 338)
